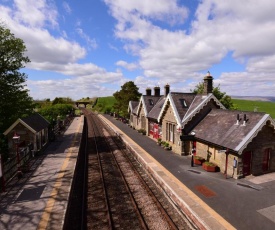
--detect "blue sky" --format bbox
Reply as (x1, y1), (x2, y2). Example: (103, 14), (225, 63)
(1, 0), (274, 100)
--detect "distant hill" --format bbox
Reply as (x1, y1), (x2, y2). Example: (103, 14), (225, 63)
(232, 98), (275, 119)
(231, 96), (275, 102)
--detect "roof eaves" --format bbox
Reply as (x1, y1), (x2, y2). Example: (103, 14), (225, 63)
(169, 94), (182, 126)
(136, 97), (143, 116)
(142, 97), (149, 116)
(3, 118), (37, 135)
(128, 101), (132, 113)
(157, 94), (170, 123)
(235, 114), (274, 154)
(181, 94), (225, 126)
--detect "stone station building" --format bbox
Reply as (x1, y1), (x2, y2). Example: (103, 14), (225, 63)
(128, 73), (275, 179)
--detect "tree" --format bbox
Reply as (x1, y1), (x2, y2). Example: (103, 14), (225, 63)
(113, 81), (142, 117)
(38, 104), (74, 124)
(0, 24), (34, 134)
(52, 97), (73, 105)
(192, 82), (236, 109)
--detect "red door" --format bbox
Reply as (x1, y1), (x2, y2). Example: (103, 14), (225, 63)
(243, 151), (252, 176)
(262, 148), (270, 173)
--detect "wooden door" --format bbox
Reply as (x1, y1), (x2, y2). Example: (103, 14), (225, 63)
(262, 148), (270, 173)
(243, 151), (252, 176)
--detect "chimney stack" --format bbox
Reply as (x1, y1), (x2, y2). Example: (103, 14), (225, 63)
(164, 84), (170, 97)
(242, 114), (247, 126)
(236, 114), (240, 125)
(146, 88), (152, 96)
(203, 71), (213, 95)
(154, 86), (160, 96)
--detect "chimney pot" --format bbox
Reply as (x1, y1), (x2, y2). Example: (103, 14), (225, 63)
(203, 71), (213, 95)
(146, 88), (152, 96)
(242, 114), (247, 126)
(154, 86), (160, 96)
(236, 114), (240, 125)
(164, 84), (170, 97)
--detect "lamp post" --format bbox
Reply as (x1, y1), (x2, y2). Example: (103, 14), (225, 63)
(12, 133), (22, 178)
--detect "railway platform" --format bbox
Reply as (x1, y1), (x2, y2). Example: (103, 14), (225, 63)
(0, 116), (84, 230)
(100, 114), (275, 230)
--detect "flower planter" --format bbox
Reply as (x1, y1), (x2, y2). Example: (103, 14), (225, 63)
(194, 158), (205, 165)
(202, 162), (217, 172)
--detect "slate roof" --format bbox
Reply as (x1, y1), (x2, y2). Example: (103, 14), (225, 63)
(21, 113), (50, 132)
(191, 109), (273, 154)
(170, 93), (196, 121)
(128, 101), (139, 114)
(158, 93), (195, 125)
(4, 113), (50, 135)
(138, 95), (162, 116)
(147, 96), (166, 120)
(184, 95), (208, 119)
(182, 94), (225, 125)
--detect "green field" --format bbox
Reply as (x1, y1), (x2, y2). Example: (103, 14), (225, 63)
(232, 99), (275, 118)
(92, 96), (116, 113)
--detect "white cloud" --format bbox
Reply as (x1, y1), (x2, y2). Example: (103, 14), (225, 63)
(215, 72), (275, 96)
(13, 0), (58, 28)
(1, 0), (125, 100)
(104, 0), (275, 96)
(76, 28), (97, 50)
(104, 0), (188, 25)
(116, 60), (138, 71)
(27, 74), (123, 100)
(63, 1), (72, 14)
(2, 0), (275, 99)
(1, 2), (85, 65)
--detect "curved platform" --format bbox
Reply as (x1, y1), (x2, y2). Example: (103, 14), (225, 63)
(0, 116), (84, 230)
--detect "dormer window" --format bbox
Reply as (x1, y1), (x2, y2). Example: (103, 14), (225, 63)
(179, 99), (188, 108)
(149, 99), (154, 106)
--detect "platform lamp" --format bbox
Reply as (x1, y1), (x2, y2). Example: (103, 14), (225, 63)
(12, 133), (22, 177)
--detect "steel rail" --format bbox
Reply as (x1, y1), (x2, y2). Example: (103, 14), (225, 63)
(89, 112), (114, 229)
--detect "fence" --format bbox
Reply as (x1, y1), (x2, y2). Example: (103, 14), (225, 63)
(0, 145), (34, 192)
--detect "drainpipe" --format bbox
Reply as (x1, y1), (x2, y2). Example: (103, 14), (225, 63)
(224, 149), (229, 179)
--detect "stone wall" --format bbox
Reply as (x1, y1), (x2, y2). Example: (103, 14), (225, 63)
(162, 103), (183, 155)
(243, 125), (275, 175)
(195, 142), (242, 179)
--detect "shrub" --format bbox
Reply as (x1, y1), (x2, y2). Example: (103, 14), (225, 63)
(138, 129), (146, 135)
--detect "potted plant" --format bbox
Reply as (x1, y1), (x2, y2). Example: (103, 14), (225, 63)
(164, 142), (171, 150)
(138, 129), (146, 135)
(157, 138), (162, 145)
(202, 161), (217, 172)
(193, 156), (205, 165)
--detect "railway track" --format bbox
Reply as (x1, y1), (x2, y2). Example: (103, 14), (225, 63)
(86, 110), (195, 230)
(64, 109), (195, 229)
